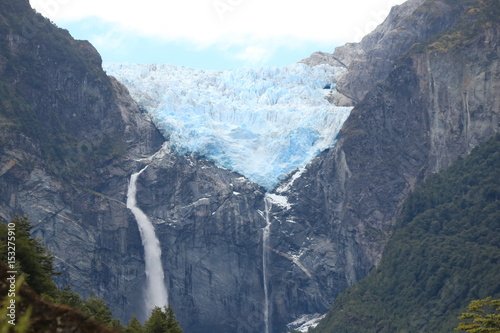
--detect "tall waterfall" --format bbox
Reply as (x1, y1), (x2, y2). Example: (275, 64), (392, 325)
(262, 196), (272, 333)
(127, 165), (168, 316)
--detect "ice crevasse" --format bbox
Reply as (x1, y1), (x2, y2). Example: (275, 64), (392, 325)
(105, 63), (352, 190)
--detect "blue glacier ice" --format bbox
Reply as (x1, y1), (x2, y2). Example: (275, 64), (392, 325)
(105, 63), (352, 190)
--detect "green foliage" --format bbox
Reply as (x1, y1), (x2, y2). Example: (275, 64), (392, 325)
(52, 285), (85, 310)
(144, 306), (182, 333)
(0, 0), (125, 180)
(455, 297), (500, 332)
(144, 307), (167, 333)
(0, 216), (57, 296)
(81, 296), (123, 330)
(408, 0), (500, 55)
(312, 134), (500, 333)
(50, 285), (124, 331)
(0, 276), (31, 333)
(0, 215), (184, 332)
(0, 216), (126, 331)
(126, 316), (144, 333)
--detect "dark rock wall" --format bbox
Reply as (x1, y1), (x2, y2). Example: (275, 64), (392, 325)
(268, 7), (499, 330)
(0, 0), (164, 323)
(136, 153), (268, 332)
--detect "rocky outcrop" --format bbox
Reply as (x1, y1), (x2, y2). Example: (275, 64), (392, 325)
(303, 0), (480, 106)
(299, 51), (345, 68)
(129, 10), (499, 329)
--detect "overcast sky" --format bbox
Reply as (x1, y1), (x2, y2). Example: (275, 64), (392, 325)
(30, 0), (406, 70)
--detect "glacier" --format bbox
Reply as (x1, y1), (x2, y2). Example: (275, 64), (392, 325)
(105, 63), (352, 190)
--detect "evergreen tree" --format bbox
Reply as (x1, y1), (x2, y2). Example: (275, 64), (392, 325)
(455, 297), (500, 332)
(144, 306), (182, 333)
(144, 306), (167, 333)
(54, 285), (85, 310)
(165, 306), (182, 333)
(83, 296), (115, 325)
(0, 216), (58, 296)
(126, 316), (144, 333)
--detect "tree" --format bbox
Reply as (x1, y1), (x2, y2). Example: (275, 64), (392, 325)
(0, 216), (58, 296)
(144, 307), (167, 333)
(455, 297), (500, 332)
(165, 306), (182, 333)
(82, 296), (123, 330)
(83, 296), (115, 325)
(126, 316), (144, 333)
(53, 285), (85, 309)
(144, 306), (182, 333)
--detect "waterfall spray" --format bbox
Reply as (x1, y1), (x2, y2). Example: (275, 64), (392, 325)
(127, 165), (168, 316)
(263, 196), (272, 333)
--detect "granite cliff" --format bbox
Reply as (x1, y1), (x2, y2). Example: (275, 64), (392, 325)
(281, 0), (498, 330)
(0, 0), (165, 323)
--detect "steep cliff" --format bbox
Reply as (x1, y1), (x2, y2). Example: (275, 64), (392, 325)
(135, 151), (268, 332)
(311, 134), (500, 333)
(275, 0), (499, 330)
(0, 0), (164, 322)
(302, 0), (488, 106)
(0, 1), (281, 330)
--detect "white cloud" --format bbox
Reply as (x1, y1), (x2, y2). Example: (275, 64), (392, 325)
(30, 0), (406, 48)
(234, 45), (270, 65)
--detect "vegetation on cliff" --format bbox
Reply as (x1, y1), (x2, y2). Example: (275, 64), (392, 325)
(455, 297), (500, 332)
(0, 216), (183, 332)
(0, 0), (126, 180)
(408, 0), (500, 54)
(311, 134), (500, 332)
(0, 216), (57, 296)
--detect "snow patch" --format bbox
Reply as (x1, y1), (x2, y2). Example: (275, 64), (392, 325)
(266, 193), (291, 210)
(277, 167), (307, 193)
(287, 313), (326, 332)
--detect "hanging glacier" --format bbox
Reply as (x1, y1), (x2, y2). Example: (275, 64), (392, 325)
(105, 63), (352, 190)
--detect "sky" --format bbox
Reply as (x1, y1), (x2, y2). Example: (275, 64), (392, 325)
(29, 0), (406, 70)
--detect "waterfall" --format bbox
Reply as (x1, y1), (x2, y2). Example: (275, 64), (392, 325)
(127, 165), (168, 316)
(262, 196), (272, 333)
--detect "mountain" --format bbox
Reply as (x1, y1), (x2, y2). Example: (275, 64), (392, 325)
(0, 0), (498, 332)
(276, 0), (499, 330)
(311, 133), (500, 332)
(0, 0), (167, 322)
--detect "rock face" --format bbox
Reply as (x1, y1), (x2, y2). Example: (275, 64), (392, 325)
(132, 2), (499, 331)
(299, 51), (346, 68)
(303, 0), (480, 106)
(267, 0), (499, 330)
(0, 0), (164, 322)
(136, 152), (268, 332)
(0, 0), (498, 333)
